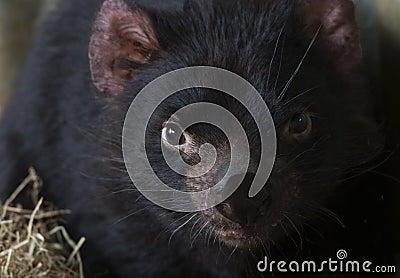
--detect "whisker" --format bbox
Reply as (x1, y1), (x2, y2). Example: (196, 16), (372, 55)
(279, 221), (298, 248)
(283, 86), (318, 106)
(370, 170), (400, 186)
(112, 204), (154, 226)
(273, 36), (285, 94)
(168, 213), (197, 246)
(284, 214), (303, 250)
(267, 24), (286, 89)
(189, 216), (203, 246)
(278, 25), (321, 100)
(278, 136), (325, 173)
(226, 243), (239, 263)
(304, 202), (345, 228)
(339, 149), (398, 183)
(191, 221), (209, 246)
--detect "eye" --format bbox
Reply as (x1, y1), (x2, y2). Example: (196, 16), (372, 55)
(162, 122), (187, 146)
(284, 112), (312, 140)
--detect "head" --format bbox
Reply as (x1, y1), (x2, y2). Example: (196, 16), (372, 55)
(89, 0), (382, 249)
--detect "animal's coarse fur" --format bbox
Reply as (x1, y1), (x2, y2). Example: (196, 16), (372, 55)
(0, 0), (391, 277)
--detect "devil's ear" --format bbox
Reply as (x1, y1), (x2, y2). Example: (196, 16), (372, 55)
(89, 0), (160, 95)
(298, 0), (362, 75)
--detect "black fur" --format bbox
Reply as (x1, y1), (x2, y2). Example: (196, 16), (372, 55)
(0, 0), (391, 277)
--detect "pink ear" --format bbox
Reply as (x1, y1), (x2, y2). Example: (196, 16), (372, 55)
(298, 0), (362, 74)
(89, 0), (160, 95)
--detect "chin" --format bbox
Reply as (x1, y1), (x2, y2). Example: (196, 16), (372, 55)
(202, 207), (281, 249)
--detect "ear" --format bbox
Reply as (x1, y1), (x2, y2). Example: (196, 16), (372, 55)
(298, 0), (362, 75)
(89, 0), (160, 95)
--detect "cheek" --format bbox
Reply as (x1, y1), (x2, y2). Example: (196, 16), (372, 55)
(265, 158), (304, 206)
(268, 173), (302, 208)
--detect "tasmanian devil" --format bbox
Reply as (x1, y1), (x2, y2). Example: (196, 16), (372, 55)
(0, 0), (390, 277)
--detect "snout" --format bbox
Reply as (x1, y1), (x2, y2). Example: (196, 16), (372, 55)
(215, 173), (272, 227)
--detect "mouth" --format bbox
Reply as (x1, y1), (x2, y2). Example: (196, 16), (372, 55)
(213, 225), (259, 247)
(203, 204), (281, 248)
(203, 207), (275, 248)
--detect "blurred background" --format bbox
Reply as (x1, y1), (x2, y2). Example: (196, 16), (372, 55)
(0, 0), (399, 262)
(0, 0), (58, 115)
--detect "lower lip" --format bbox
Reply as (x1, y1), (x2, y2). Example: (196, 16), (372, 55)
(215, 226), (256, 241)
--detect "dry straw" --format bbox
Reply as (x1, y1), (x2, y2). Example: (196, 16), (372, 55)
(0, 168), (85, 278)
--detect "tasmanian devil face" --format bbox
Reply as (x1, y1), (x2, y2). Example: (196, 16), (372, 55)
(89, 0), (382, 248)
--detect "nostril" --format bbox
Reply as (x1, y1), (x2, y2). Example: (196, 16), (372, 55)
(215, 201), (247, 226)
(216, 202), (234, 218)
(215, 202), (238, 222)
(215, 199), (270, 227)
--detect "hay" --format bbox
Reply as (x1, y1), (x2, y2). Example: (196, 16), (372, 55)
(0, 168), (85, 278)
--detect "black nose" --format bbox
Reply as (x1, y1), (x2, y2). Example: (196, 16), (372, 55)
(215, 173), (271, 226)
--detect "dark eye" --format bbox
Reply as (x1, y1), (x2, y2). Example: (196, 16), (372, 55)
(284, 113), (312, 140)
(162, 123), (187, 146)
